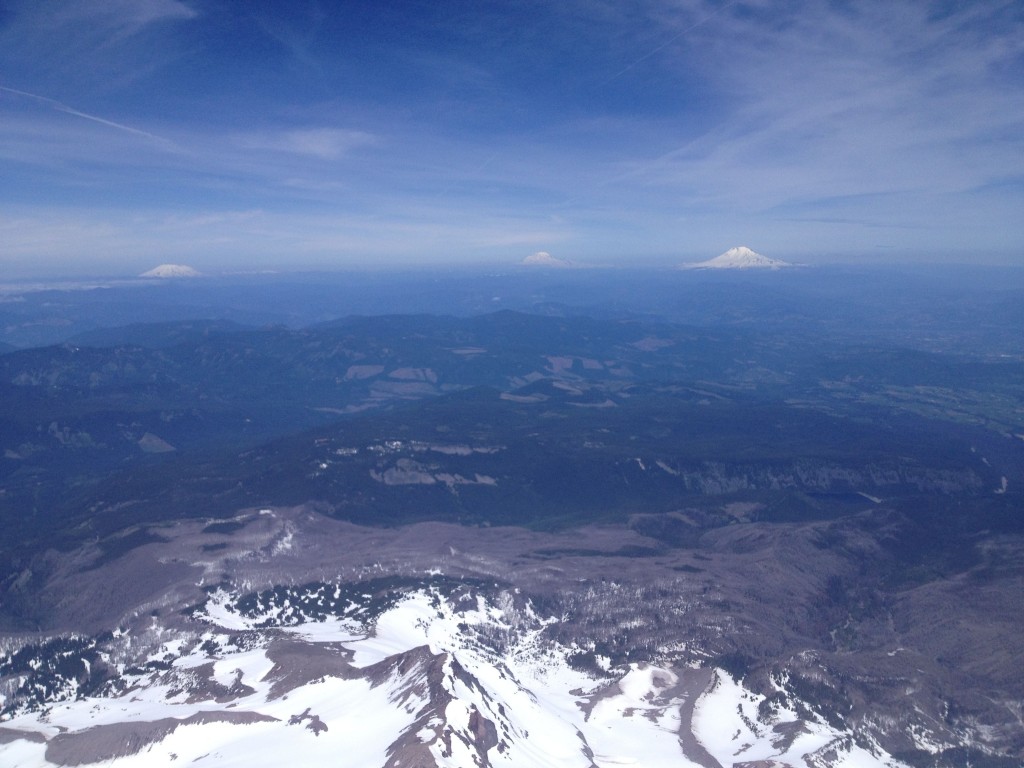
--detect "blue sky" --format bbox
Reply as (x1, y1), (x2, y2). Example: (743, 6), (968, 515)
(1, 0), (1022, 276)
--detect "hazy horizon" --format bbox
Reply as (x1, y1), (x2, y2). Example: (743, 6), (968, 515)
(4, 252), (1024, 287)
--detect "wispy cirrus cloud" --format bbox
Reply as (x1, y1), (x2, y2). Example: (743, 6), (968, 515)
(235, 128), (379, 160)
(0, 0), (197, 92)
(617, 2), (1024, 212)
(6, 0), (196, 42)
(47, 0), (197, 42)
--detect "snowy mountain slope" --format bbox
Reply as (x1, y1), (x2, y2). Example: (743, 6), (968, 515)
(0, 584), (906, 768)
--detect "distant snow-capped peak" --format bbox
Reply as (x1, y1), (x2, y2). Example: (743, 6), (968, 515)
(140, 263), (202, 278)
(521, 251), (574, 268)
(683, 246), (795, 270)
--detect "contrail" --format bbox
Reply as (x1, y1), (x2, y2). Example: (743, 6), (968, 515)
(605, 0), (742, 83)
(0, 85), (173, 145)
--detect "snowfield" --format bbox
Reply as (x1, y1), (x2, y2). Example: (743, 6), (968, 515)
(0, 585), (910, 768)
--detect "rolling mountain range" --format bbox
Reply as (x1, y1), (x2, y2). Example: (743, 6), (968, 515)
(2, 311), (1018, 553)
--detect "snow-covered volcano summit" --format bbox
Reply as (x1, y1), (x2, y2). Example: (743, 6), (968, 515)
(140, 264), (201, 278)
(521, 251), (575, 268)
(683, 246), (795, 270)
